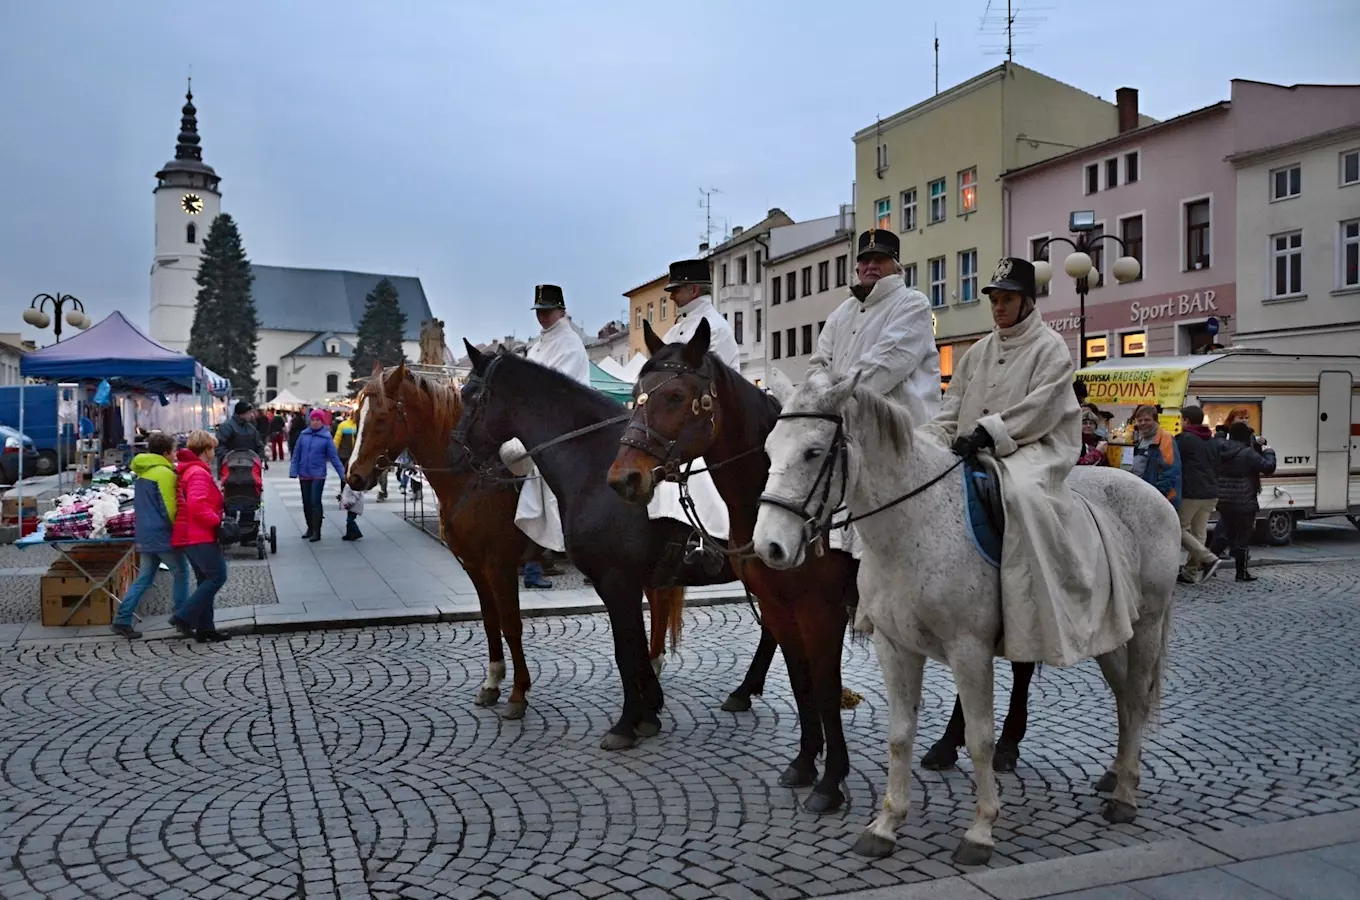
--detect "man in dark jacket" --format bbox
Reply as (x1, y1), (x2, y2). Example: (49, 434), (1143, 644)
(1217, 422), (1277, 582)
(287, 409), (307, 456)
(1176, 405), (1222, 583)
(217, 401), (266, 457)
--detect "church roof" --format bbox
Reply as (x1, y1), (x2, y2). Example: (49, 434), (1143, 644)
(250, 266), (432, 340)
(281, 331), (355, 359)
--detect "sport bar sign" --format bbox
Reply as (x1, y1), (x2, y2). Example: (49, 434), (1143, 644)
(1076, 368), (1190, 408)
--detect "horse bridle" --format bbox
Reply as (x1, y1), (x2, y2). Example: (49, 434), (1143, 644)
(756, 412), (850, 556)
(620, 358), (718, 481)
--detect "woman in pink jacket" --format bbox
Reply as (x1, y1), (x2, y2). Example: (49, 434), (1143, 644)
(172, 430), (230, 643)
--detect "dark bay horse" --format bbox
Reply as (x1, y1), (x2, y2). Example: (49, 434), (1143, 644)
(451, 343), (762, 750)
(607, 320), (1036, 798)
(346, 362), (692, 720)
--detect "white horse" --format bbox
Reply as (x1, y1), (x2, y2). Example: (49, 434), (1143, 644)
(752, 372), (1178, 865)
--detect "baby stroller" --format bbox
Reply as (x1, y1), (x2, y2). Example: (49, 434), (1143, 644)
(220, 449), (277, 559)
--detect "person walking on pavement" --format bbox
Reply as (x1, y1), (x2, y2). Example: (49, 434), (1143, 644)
(339, 478), (364, 541)
(111, 433), (191, 639)
(287, 409), (307, 457)
(217, 400), (266, 456)
(1217, 421), (1276, 582)
(172, 430), (231, 643)
(1131, 405), (1182, 508)
(1175, 405), (1223, 584)
(334, 413), (357, 466)
(269, 411), (287, 461)
(290, 409), (346, 542)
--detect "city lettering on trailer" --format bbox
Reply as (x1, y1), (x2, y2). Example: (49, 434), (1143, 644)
(1129, 290), (1218, 326)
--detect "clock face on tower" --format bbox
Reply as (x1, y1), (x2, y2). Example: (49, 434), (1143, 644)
(181, 194), (204, 215)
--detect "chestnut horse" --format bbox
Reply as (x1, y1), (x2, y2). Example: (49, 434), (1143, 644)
(345, 362), (697, 719)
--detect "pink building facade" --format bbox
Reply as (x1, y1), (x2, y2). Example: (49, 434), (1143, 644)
(1002, 99), (1237, 364)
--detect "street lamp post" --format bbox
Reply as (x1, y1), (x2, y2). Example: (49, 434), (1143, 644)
(1034, 211), (1142, 369)
(23, 293), (92, 343)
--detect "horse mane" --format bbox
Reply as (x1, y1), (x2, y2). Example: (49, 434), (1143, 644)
(803, 371), (915, 457)
(641, 346), (781, 437)
(375, 366), (464, 436)
(495, 352), (625, 417)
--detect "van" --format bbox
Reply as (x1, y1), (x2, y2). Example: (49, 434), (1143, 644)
(1076, 349), (1360, 545)
(0, 384), (79, 477)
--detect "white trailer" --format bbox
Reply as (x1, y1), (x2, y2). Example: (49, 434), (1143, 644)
(1076, 349), (1360, 545)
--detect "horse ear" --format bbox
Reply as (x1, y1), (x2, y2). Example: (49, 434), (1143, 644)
(681, 318), (711, 368)
(823, 371), (861, 411)
(464, 339), (488, 374)
(642, 320), (665, 356)
(764, 367), (796, 407)
(371, 360), (385, 377)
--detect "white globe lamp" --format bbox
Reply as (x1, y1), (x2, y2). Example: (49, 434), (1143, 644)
(1112, 255), (1141, 284)
(1064, 251), (1093, 279)
(22, 308), (50, 329)
(65, 310), (89, 329)
(1032, 259), (1053, 287)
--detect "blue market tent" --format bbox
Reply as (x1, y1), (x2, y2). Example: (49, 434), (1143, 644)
(590, 361), (633, 404)
(20, 311), (216, 394)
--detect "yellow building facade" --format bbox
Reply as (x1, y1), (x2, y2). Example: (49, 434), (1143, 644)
(624, 273), (670, 360)
(853, 62), (1152, 381)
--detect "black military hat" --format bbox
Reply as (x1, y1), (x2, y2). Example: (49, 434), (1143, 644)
(981, 257), (1037, 299)
(664, 259), (712, 291)
(856, 228), (900, 261)
(531, 284), (565, 311)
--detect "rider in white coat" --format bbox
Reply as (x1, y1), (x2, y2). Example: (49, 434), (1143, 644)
(808, 229), (942, 559)
(649, 259), (732, 540)
(509, 284), (591, 587)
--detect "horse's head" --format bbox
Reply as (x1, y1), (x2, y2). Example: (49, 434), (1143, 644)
(608, 319), (720, 504)
(753, 370), (861, 570)
(451, 339), (512, 470)
(347, 361), (416, 490)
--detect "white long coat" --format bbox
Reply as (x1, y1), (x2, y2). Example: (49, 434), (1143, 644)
(809, 273), (942, 559)
(920, 310), (1141, 665)
(510, 317), (591, 552)
(651, 293), (733, 540)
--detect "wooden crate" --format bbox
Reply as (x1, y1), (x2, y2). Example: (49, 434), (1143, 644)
(40, 575), (117, 626)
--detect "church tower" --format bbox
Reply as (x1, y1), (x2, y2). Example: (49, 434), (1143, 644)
(150, 83), (221, 352)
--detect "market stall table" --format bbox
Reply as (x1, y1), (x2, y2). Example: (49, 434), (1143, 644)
(16, 527), (138, 627)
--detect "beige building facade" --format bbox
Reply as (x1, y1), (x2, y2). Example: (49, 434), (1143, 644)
(765, 215), (855, 386)
(852, 61), (1153, 378)
(624, 273), (671, 360)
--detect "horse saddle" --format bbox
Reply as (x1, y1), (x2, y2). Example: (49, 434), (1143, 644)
(964, 460), (1005, 569)
(648, 525), (733, 588)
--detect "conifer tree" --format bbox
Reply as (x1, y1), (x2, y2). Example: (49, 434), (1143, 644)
(350, 278), (408, 389)
(187, 213), (260, 399)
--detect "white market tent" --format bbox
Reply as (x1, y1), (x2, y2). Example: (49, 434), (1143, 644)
(264, 389), (308, 410)
(596, 356), (629, 381)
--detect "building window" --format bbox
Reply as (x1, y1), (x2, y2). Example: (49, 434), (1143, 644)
(817, 320), (825, 334)
(771, 330), (781, 360)
(721, 263), (728, 287)
(1105, 158), (1119, 189)
(928, 256), (946, 308)
(635, 308), (643, 329)
(958, 168), (977, 214)
(1125, 151), (1140, 184)
(1085, 163), (1100, 195)
(875, 142), (888, 173)
(817, 261), (829, 292)
(1342, 150), (1360, 187)
(875, 197), (892, 230)
(1270, 164), (1302, 202)
(266, 389), (277, 402)
(1271, 231), (1303, 299)
(1030, 236), (1050, 297)
(326, 373), (340, 393)
(1185, 198), (1211, 270)
(660, 297), (668, 320)
(902, 262), (918, 288)
(958, 250), (978, 302)
(734, 310), (744, 345)
(738, 255), (749, 284)
(1120, 332), (1147, 357)
(801, 324), (813, 355)
(785, 272), (796, 303)
(928, 179), (947, 223)
(785, 328), (795, 357)
(186, 223), (196, 244)
(325, 340), (340, 355)
(755, 308), (762, 343)
(755, 250), (762, 283)
(1085, 337), (1109, 361)
(266, 365), (278, 389)
(771, 275), (782, 305)
(801, 266), (812, 297)
(834, 254), (847, 287)
(1342, 220), (1360, 289)
(900, 188), (917, 232)
(1120, 215), (1144, 280)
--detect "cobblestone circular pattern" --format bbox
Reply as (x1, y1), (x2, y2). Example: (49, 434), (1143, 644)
(1, 562), (1358, 900)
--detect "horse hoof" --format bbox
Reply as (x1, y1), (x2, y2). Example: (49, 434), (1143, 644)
(921, 743), (958, 771)
(599, 731), (636, 751)
(473, 687), (500, 707)
(851, 831), (896, 858)
(1102, 799), (1138, 825)
(778, 764), (817, 788)
(721, 692), (753, 713)
(1094, 771), (1118, 793)
(499, 700), (528, 720)
(952, 838), (993, 867)
(994, 743), (1020, 773)
(635, 720), (661, 738)
(803, 788), (844, 815)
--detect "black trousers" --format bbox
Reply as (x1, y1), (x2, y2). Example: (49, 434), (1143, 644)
(1218, 508), (1255, 552)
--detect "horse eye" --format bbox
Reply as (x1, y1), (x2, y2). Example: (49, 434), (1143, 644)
(803, 448), (822, 461)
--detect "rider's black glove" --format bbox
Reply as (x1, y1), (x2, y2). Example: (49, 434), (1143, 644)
(951, 424), (995, 459)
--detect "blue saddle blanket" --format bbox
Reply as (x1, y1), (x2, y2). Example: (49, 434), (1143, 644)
(963, 462), (1003, 568)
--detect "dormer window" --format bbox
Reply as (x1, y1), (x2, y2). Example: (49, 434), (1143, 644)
(325, 340), (340, 355)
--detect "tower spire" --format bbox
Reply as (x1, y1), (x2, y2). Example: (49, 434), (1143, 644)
(175, 79), (203, 162)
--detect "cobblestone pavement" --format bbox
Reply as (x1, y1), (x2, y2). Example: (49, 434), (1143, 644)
(1, 562), (1357, 900)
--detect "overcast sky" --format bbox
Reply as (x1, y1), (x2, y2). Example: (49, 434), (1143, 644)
(2, 0), (1355, 348)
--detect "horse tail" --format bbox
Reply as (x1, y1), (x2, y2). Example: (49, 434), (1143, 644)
(645, 586), (687, 653)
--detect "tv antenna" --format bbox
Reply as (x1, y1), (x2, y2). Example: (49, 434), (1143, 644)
(979, 0), (1049, 61)
(698, 187), (722, 247)
(934, 24), (940, 95)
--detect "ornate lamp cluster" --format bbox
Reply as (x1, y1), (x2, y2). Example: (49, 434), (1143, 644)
(24, 293), (92, 342)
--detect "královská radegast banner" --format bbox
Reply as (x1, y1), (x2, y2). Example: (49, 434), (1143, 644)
(1076, 368), (1190, 409)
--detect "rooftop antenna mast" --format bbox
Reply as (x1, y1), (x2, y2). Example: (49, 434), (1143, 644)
(698, 187), (722, 247)
(979, 0), (1048, 62)
(934, 24), (939, 95)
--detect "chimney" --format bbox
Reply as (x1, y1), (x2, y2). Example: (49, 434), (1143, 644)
(730, 225), (744, 237)
(1116, 87), (1139, 134)
(698, 241), (709, 253)
(768, 207), (784, 218)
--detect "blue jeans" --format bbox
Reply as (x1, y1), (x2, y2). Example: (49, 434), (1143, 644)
(299, 478), (326, 528)
(114, 551), (190, 626)
(182, 543), (228, 633)
(345, 511), (362, 538)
